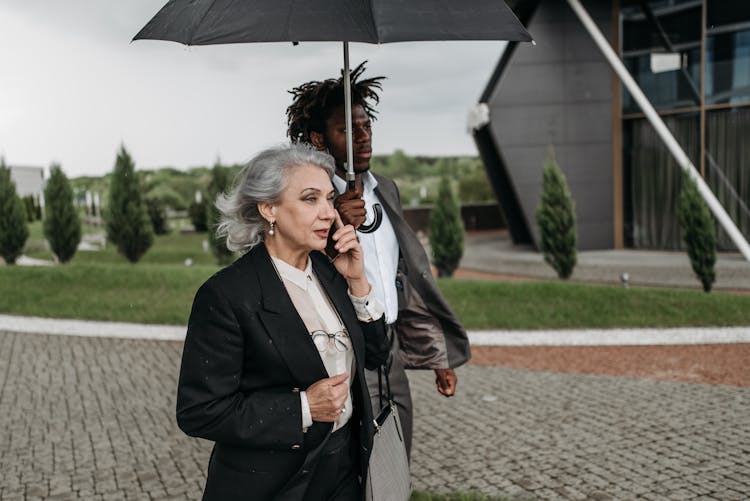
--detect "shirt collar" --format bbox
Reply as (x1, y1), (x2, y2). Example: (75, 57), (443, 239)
(332, 170), (378, 195)
(271, 256), (313, 291)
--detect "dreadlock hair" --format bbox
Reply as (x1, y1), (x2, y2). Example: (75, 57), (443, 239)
(286, 61), (385, 144)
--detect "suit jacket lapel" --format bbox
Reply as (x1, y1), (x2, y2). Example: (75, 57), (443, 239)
(251, 246), (328, 387)
(373, 178), (407, 243)
(310, 253), (365, 367)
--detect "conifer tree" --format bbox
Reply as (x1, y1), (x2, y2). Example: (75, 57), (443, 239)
(536, 148), (577, 279)
(146, 197), (170, 235)
(43, 164), (81, 263)
(429, 175), (464, 277)
(106, 146), (153, 263)
(206, 162), (234, 265)
(0, 159), (29, 264)
(188, 194), (208, 232)
(678, 176), (716, 292)
(23, 195), (37, 222)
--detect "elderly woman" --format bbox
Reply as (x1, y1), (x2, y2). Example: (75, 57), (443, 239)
(176, 144), (389, 501)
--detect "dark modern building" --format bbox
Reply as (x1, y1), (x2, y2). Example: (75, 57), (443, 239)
(475, 0), (750, 251)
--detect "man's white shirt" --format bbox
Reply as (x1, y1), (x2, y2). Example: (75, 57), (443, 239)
(333, 172), (400, 325)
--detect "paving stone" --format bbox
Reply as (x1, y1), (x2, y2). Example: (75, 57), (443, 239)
(1, 331), (749, 500)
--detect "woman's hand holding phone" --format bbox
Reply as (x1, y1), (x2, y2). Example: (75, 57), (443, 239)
(328, 212), (369, 297)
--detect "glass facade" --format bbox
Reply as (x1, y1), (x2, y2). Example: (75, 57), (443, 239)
(620, 0), (750, 249)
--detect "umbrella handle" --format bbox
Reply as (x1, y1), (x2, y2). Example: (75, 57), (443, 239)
(358, 203), (383, 234)
(343, 178), (380, 232)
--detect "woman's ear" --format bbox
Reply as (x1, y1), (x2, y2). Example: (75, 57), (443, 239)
(309, 131), (326, 151)
(258, 202), (276, 222)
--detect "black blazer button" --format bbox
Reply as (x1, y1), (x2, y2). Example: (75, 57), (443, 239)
(291, 444), (301, 450)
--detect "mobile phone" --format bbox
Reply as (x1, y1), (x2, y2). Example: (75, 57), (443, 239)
(325, 221), (340, 261)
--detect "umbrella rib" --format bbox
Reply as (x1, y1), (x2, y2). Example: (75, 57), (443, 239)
(364, 0), (380, 42)
(285, 0), (296, 42)
(188, 0), (221, 45)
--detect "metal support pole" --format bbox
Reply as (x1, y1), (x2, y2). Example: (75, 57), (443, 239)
(566, 0), (750, 262)
(343, 41), (355, 190)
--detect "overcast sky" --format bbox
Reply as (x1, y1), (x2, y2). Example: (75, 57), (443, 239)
(0, 1), (507, 177)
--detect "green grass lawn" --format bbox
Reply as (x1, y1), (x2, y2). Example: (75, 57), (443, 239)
(7, 223), (219, 323)
(5, 226), (750, 327)
(0, 262), (216, 324)
(439, 279), (750, 329)
(24, 221), (218, 266)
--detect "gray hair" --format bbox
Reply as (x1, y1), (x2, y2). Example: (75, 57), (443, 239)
(215, 143), (335, 253)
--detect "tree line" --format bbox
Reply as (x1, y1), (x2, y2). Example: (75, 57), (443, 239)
(1, 144), (718, 289)
(0, 146), (472, 275)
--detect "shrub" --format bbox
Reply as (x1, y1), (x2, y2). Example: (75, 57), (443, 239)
(146, 184), (187, 212)
(43, 164), (82, 263)
(23, 195), (38, 222)
(678, 176), (716, 292)
(206, 163), (234, 265)
(106, 146), (154, 263)
(429, 175), (464, 277)
(536, 148), (577, 279)
(0, 159), (29, 264)
(458, 167), (495, 204)
(146, 197), (170, 235)
(188, 195), (208, 232)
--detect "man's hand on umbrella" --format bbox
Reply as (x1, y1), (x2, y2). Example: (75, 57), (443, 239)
(334, 189), (366, 229)
(435, 368), (457, 397)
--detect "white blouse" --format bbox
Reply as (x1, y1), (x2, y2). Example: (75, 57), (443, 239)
(272, 256), (383, 432)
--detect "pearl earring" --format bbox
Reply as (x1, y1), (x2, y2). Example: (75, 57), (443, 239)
(268, 220), (275, 236)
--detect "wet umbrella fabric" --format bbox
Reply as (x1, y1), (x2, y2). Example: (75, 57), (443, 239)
(133, 0), (532, 230)
(133, 0), (532, 46)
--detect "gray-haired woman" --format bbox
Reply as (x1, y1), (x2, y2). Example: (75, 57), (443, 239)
(176, 144), (389, 500)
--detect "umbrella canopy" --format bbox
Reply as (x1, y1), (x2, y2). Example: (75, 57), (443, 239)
(133, 0), (532, 45)
(133, 0), (532, 231)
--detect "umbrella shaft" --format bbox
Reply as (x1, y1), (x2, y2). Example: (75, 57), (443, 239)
(343, 41), (355, 188)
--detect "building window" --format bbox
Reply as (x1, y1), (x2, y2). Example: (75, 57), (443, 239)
(705, 107), (750, 247)
(620, 0), (750, 250)
(621, 0), (701, 113)
(623, 113), (698, 249)
(705, 0), (750, 104)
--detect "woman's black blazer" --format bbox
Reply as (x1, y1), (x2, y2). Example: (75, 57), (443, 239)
(176, 244), (389, 500)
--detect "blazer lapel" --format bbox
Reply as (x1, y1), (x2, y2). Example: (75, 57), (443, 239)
(310, 253), (365, 366)
(251, 246), (328, 387)
(374, 180), (407, 243)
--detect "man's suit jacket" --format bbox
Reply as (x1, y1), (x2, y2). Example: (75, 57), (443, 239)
(176, 244), (389, 501)
(373, 173), (471, 370)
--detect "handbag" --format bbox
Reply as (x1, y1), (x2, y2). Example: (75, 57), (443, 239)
(365, 366), (411, 501)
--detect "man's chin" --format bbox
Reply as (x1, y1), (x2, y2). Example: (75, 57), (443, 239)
(353, 162), (371, 174)
(335, 164), (370, 178)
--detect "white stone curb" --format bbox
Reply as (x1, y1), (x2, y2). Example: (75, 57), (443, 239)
(468, 327), (750, 346)
(2, 314), (749, 346)
(0, 314), (185, 341)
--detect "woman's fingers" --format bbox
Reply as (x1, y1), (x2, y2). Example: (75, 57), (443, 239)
(334, 229), (358, 252)
(333, 210), (345, 232)
(306, 373), (350, 423)
(331, 224), (361, 253)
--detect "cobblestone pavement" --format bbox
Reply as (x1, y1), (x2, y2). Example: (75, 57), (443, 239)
(1, 331), (749, 500)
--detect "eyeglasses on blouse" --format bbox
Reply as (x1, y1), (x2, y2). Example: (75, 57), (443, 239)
(311, 330), (351, 352)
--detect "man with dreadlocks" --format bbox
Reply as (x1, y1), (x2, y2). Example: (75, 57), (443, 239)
(286, 62), (470, 459)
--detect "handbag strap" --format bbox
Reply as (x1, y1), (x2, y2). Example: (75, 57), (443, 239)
(377, 363), (393, 409)
(377, 323), (395, 409)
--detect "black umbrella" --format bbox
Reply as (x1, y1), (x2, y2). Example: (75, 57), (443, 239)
(134, 0), (532, 229)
